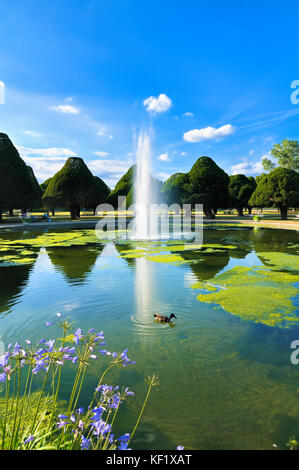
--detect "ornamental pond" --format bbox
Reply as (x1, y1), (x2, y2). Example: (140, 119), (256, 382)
(0, 225), (299, 449)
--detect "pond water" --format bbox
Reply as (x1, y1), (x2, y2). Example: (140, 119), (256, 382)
(0, 225), (299, 449)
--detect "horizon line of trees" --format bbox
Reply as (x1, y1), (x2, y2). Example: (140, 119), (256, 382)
(0, 133), (298, 221)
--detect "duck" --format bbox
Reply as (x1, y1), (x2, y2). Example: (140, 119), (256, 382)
(153, 313), (177, 323)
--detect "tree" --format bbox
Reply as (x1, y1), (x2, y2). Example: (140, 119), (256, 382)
(43, 157), (96, 220)
(162, 173), (190, 206)
(40, 178), (55, 215)
(187, 157), (230, 218)
(106, 165), (135, 208)
(85, 176), (110, 214)
(228, 174), (257, 216)
(0, 133), (42, 221)
(262, 139), (299, 171)
(249, 167), (299, 220)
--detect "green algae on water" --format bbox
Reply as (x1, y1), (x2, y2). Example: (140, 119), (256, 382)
(192, 265), (299, 327)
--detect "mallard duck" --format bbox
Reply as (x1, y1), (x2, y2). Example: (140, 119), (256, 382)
(153, 313), (177, 323)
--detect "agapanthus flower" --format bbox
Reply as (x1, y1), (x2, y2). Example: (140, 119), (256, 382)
(74, 328), (83, 345)
(24, 435), (35, 444)
(80, 435), (91, 450)
(118, 433), (130, 442)
(118, 441), (131, 450)
(177, 446), (184, 450)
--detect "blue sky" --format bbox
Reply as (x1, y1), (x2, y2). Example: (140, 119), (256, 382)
(0, 0), (298, 187)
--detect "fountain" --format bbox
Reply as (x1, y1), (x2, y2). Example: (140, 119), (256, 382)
(133, 130), (159, 240)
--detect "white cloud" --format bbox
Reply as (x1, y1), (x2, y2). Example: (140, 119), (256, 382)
(23, 130), (43, 137)
(21, 156), (67, 181)
(183, 124), (235, 143)
(180, 151), (187, 156)
(183, 112), (194, 117)
(158, 152), (171, 162)
(50, 104), (80, 114)
(18, 146), (76, 158)
(156, 172), (171, 181)
(93, 151), (110, 157)
(230, 154), (271, 176)
(88, 159), (134, 188)
(17, 145), (77, 181)
(249, 149), (254, 155)
(143, 93), (172, 114)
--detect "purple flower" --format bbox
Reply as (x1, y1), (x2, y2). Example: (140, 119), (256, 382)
(0, 372), (6, 382)
(74, 328), (83, 345)
(118, 441), (131, 450)
(118, 433), (130, 442)
(80, 435), (91, 450)
(177, 445), (184, 450)
(24, 435), (35, 444)
(46, 321), (54, 326)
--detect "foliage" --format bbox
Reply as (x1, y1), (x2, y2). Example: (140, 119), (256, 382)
(85, 176), (110, 212)
(249, 167), (299, 219)
(0, 133), (42, 219)
(162, 173), (190, 206)
(162, 157), (230, 217)
(270, 139), (299, 170)
(228, 174), (257, 215)
(106, 165), (135, 208)
(43, 158), (96, 219)
(187, 157), (230, 217)
(0, 316), (158, 450)
(40, 178), (52, 196)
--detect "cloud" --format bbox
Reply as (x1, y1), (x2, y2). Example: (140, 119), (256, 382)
(93, 151), (110, 157)
(158, 152), (171, 162)
(17, 145), (77, 181)
(183, 112), (194, 117)
(156, 172), (171, 181)
(50, 104), (80, 114)
(21, 156), (67, 181)
(180, 151), (187, 156)
(18, 146), (76, 158)
(23, 130), (43, 137)
(184, 124), (235, 143)
(88, 158), (134, 188)
(230, 154), (271, 176)
(143, 93), (172, 114)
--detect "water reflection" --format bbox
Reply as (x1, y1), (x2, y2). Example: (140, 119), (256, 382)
(47, 245), (104, 285)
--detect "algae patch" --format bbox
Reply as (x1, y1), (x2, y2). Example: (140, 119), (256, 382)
(192, 265), (299, 327)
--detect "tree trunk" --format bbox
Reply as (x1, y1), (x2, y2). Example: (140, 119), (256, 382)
(280, 206), (288, 220)
(0, 209), (2, 223)
(70, 207), (77, 220)
(237, 207), (244, 216)
(213, 208), (218, 215)
(76, 206), (80, 218)
(248, 206), (252, 215)
(9, 208), (14, 217)
(203, 207), (215, 219)
(51, 209), (55, 216)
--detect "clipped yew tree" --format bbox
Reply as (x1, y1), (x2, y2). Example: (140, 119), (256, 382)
(228, 174), (257, 216)
(0, 133), (42, 221)
(187, 157), (230, 218)
(249, 167), (299, 220)
(162, 173), (190, 206)
(86, 176), (110, 214)
(106, 165), (135, 208)
(43, 157), (96, 219)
